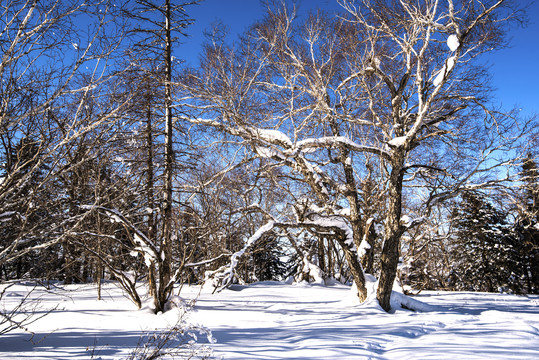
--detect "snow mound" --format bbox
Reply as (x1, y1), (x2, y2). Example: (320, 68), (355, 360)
(390, 291), (436, 312)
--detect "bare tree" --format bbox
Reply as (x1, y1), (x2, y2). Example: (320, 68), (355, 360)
(180, 0), (531, 311)
(0, 0), (130, 274)
(91, 0), (200, 313)
(0, 0), (134, 333)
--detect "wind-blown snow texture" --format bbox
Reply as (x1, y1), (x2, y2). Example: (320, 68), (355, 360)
(1, 281), (538, 359)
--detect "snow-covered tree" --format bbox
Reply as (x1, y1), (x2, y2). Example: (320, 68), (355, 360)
(80, 0), (201, 313)
(0, 0), (133, 334)
(513, 154), (539, 293)
(0, 0), (129, 274)
(449, 191), (520, 292)
(180, 0), (530, 311)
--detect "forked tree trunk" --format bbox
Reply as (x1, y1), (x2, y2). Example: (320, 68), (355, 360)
(329, 116), (369, 302)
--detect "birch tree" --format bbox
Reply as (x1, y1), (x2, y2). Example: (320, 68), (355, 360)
(181, 0), (531, 311)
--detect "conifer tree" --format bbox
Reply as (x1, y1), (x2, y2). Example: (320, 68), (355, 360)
(514, 154), (539, 293)
(449, 191), (519, 292)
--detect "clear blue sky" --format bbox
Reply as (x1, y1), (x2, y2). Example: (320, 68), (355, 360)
(182, 0), (539, 118)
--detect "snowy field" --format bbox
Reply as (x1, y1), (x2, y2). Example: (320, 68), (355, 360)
(1, 281), (539, 359)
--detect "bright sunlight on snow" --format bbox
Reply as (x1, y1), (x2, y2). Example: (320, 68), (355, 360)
(1, 281), (538, 359)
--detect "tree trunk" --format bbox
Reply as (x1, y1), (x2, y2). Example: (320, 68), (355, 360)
(155, 0), (174, 313)
(361, 219), (376, 274)
(317, 237), (326, 275)
(377, 156), (405, 311)
(145, 88), (157, 298)
(336, 238), (368, 302)
(329, 117), (368, 301)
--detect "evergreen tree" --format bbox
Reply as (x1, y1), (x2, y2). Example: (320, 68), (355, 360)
(250, 235), (289, 282)
(0, 137), (56, 280)
(449, 191), (520, 292)
(514, 154), (539, 293)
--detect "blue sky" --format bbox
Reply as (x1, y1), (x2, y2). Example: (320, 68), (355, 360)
(182, 0), (539, 118)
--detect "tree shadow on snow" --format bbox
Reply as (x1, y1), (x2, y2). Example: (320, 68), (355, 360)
(0, 329), (150, 359)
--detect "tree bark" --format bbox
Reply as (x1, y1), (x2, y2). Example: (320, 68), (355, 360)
(377, 155), (405, 311)
(156, 0), (174, 313)
(336, 237), (368, 302)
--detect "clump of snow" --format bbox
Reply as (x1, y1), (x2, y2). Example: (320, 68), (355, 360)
(301, 258), (325, 285)
(390, 291), (436, 312)
(357, 239), (371, 258)
(133, 233), (154, 267)
(447, 56), (456, 71)
(305, 214), (355, 249)
(388, 136), (407, 147)
(433, 56), (457, 86)
(255, 128), (292, 147)
(434, 69), (445, 87)
(400, 215), (412, 227)
(447, 34), (460, 51)
(364, 66), (375, 73)
(110, 214), (122, 223)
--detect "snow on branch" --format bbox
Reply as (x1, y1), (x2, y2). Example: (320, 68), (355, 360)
(292, 136), (390, 159)
(207, 209), (366, 292)
(183, 115), (390, 160)
(253, 128), (292, 148)
(447, 34), (460, 52)
(358, 218), (374, 258)
(304, 214), (355, 249)
(80, 205), (160, 265)
(206, 221), (275, 292)
(433, 56), (456, 87)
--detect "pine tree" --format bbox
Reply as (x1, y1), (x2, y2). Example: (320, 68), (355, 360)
(514, 154), (539, 293)
(449, 191), (519, 292)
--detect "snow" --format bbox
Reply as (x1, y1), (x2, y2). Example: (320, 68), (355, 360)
(296, 136), (362, 152)
(133, 233), (154, 267)
(0, 211), (17, 219)
(447, 56), (456, 71)
(254, 145), (282, 159)
(447, 34), (460, 51)
(255, 128), (292, 147)
(400, 214), (412, 227)
(357, 238), (371, 258)
(1, 282), (539, 359)
(388, 136), (407, 147)
(433, 56), (457, 86)
(301, 258), (325, 285)
(211, 221), (275, 290)
(305, 215), (354, 247)
(433, 68), (445, 86)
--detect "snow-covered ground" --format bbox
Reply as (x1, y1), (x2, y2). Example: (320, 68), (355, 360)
(1, 281), (538, 359)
